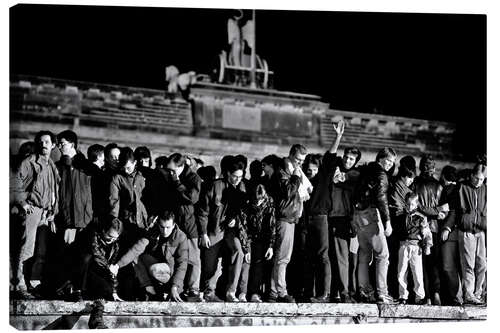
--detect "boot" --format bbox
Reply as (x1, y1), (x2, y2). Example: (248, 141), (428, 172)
(88, 299), (108, 329)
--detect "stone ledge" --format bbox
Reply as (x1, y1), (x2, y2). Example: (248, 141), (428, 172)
(378, 304), (487, 320)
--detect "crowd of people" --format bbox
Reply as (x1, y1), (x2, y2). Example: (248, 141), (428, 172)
(9, 119), (487, 307)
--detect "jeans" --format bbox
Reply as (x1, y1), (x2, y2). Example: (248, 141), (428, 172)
(354, 208), (390, 297)
(15, 207), (49, 290)
(185, 238), (201, 292)
(200, 238), (224, 293)
(307, 215), (331, 296)
(247, 240), (267, 295)
(329, 216), (357, 298)
(441, 236), (463, 304)
(270, 220), (295, 297)
(458, 231), (486, 301)
(223, 229), (246, 294)
(397, 241), (425, 300)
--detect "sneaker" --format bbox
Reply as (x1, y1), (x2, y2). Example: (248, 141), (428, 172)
(267, 294), (278, 303)
(204, 291), (223, 303)
(464, 296), (484, 306)
(377, 294), (397, 304)
(414, 298), (427, 305)
(238, 293), (247, 302)
(398, 298), (407, 305)
(225, 292), (239, 302)
(277, 294), (295, 303)
(330, 295), (342, 303)
(14, 289), (36, 300)
(250, 294), (262, 303)
(311, 294), (330, 303)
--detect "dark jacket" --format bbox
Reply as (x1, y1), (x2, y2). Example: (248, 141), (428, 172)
(109, 170), (148, 229)
(398, 209), (428, 242)
(90, 230), (120, 293)
(389, 177), (414, 218)
(275, 158), (302, 223)
(12, 154), (60, 214)
(330, 167), (361, 218)
(196, 178), (247, 239)
(88, 163), (107, 220)
(56, 152), (94, 229)
(116, 224), (188, 289)
(448, 181), (486, 233)
(308, 151), (337, 216)
(353, 161), (391, 227)
(440, 182), (459, 240)
(162, 166), (202, 239)
(243, 195), (277, 251)
(414, 174), (443, 233)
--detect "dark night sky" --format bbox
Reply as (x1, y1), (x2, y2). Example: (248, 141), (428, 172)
(10, 4), (486, 160)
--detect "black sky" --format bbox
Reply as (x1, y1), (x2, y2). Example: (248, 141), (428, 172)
(10, 4), (486, 160)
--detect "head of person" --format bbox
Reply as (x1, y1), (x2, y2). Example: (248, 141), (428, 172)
(197, 165), (216, 183)
(118, 147), (136, 175)
(251, 183), (268, 206)
(342, 147), (361, 170)
(194, 158), (204, 168)
(405, 192), (419, 212)
(154, 156), (168, 170)
(220, 155), (234, 176)
(134, 146), (152, 168)
(376, 147), (397, 172)
(397, 155), (417, 187)
(157, 210), (176, 238)
(303, 154), (321, 180)
(441, 165), (458, 185)
(289, 144), (308, 168)
(249, 160), (264, 180)
(262, 154), (280, 177)
(34, 130), (56, 157)
(235, 154), (248, 177)
(100, 217), (124, 245)
(166, 153), (186, 177)
(470, 163), (486, 188)
(225, 156), (245, 187)
(104, 143), (121, 170)
(18, 141), (36, 159)
(419, 154), (436, 176)
(87, 144), (105, 168)
(56, 130), (78, 157)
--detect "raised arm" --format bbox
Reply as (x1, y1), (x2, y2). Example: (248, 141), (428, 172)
(328, 119), (345, 154)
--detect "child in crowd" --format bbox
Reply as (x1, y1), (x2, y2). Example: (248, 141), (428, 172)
(397, 192), (433, 305)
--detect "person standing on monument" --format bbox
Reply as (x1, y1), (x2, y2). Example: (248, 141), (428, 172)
(352, 147), (398, 304)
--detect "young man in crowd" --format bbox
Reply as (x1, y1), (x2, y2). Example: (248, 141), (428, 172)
(164, 153), (203, 302)
(112, 211), (188, 302)
(87, 144), (106, 223)
(445, 163), (486, 305)
(268, 144), (310, 303)
(352, 147), (397, 304)
(11, 131), (60, 299)
(197, 156), (248, 302)
(414, 154), (445, 305)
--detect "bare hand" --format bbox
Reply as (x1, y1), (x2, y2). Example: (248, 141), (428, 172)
(384, 222), (393, 237)
(22, 203), (34, 215)
(109, 264), (119, 276)
(332, 118), (345, 136)
(227, 219), (236, 228)
(441, 230), (450, 242)
(293, 167), (302, 177)
(64, 228), (77, 244)
(112, 293), (123, 302)
(264, 247), (274, 260)
(200, 234), (211, 248)
(437, 212), (446, 220)
(244, 252), (251, 264)
(47, 215), (57, 233)
(170, 286), (184, 302)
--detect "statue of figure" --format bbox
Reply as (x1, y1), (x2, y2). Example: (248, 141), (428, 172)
(165, 65), (197, 95)
(227, 10), (254, 67)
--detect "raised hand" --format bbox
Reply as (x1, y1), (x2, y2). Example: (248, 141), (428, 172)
(332, 118), (345, 136)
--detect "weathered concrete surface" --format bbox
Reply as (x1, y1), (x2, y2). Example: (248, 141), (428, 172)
(10, 301), (486, 330)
